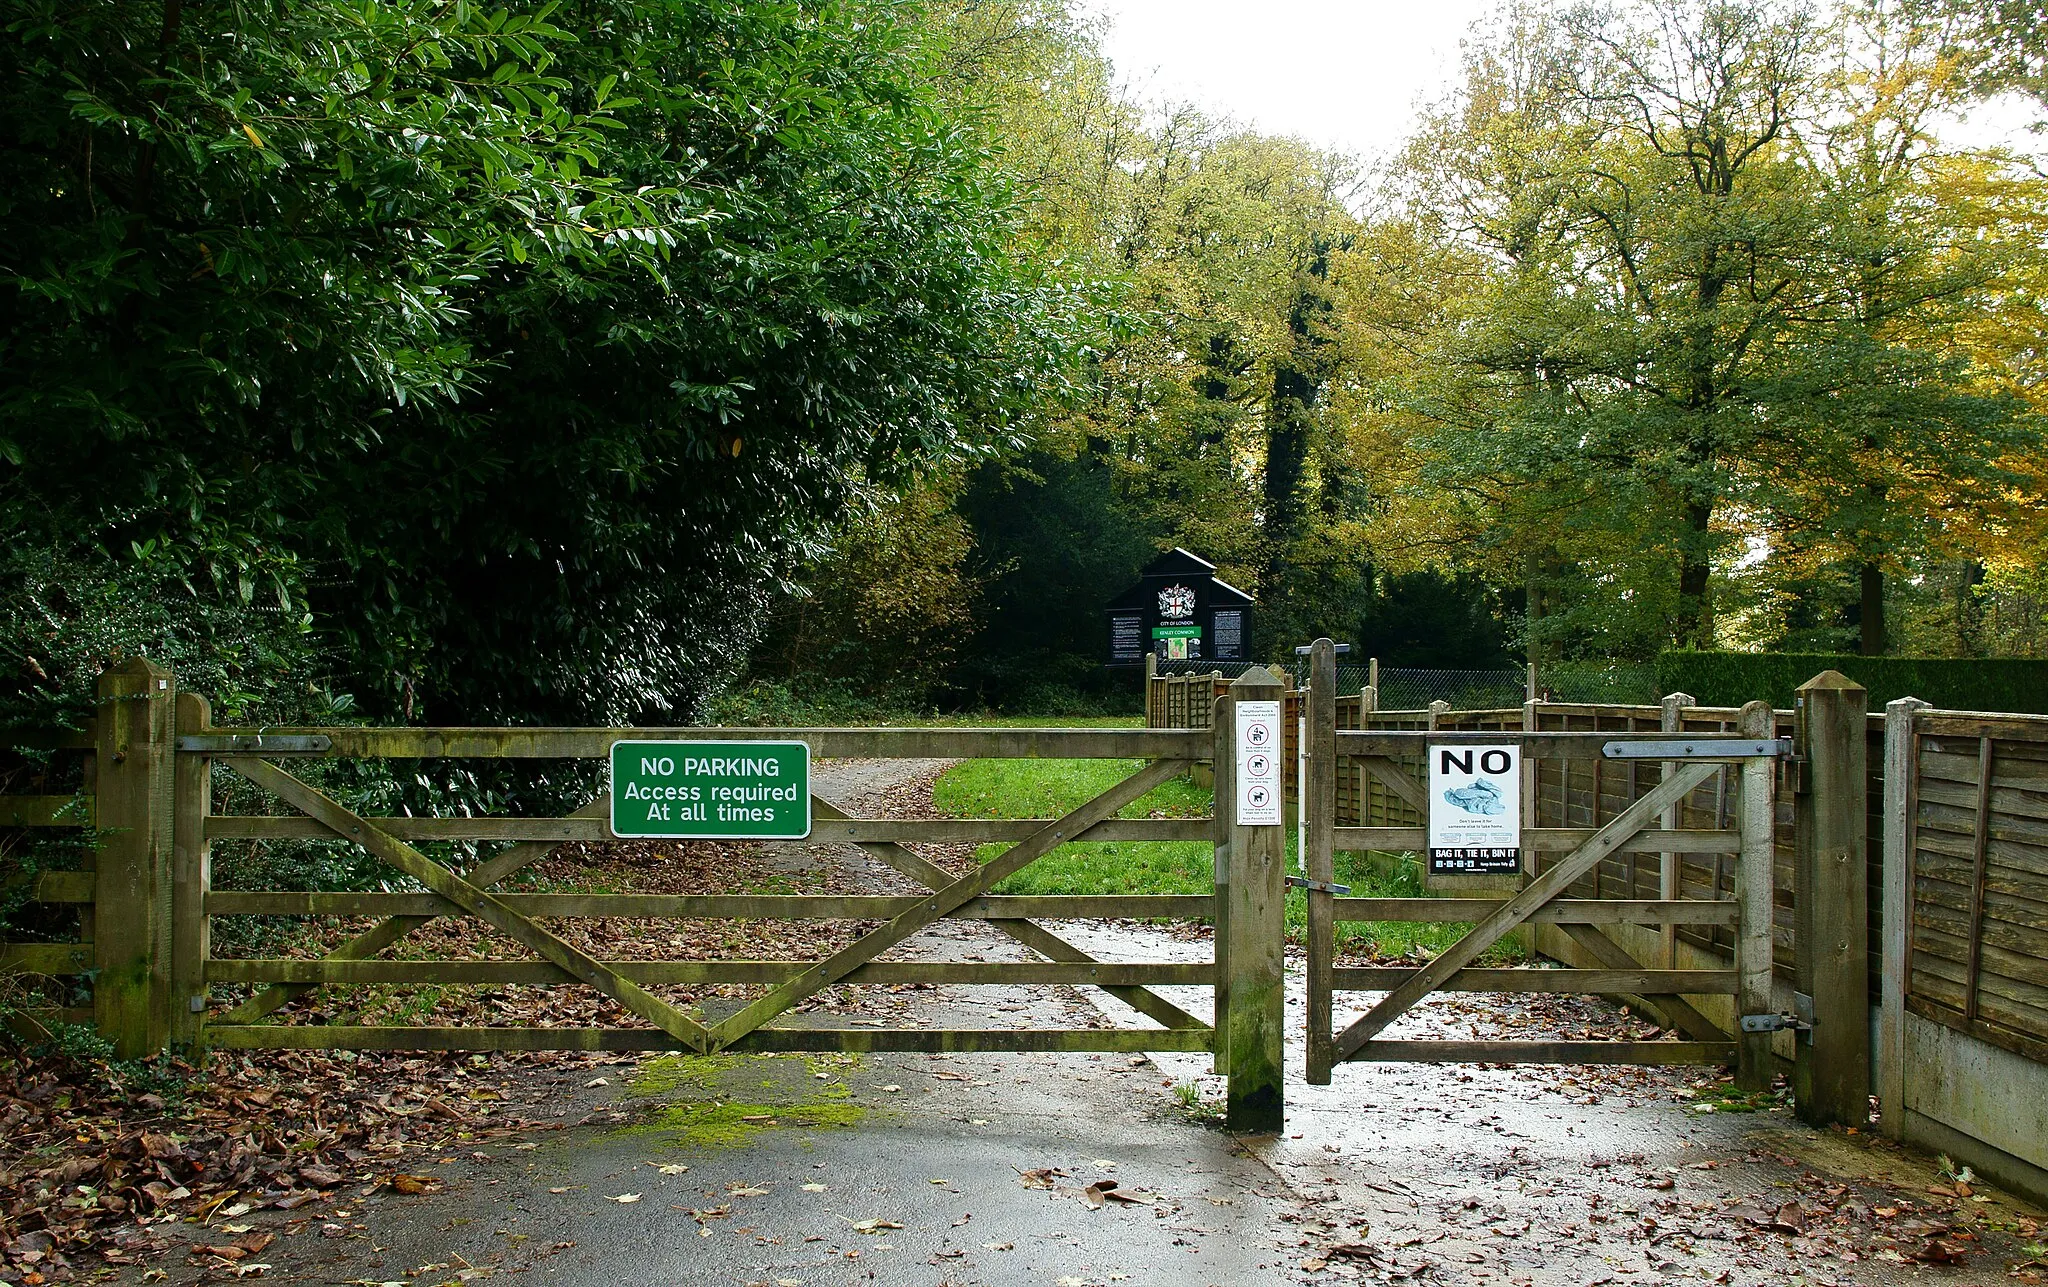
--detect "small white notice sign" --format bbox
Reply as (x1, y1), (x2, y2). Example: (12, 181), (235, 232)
(1235, 700), (1283, 825)
(1428, 744), (1522, 875)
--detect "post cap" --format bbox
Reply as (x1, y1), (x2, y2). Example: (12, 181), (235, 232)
(1795, 670), (1867, 693)
(1231, 664), (1283, 688)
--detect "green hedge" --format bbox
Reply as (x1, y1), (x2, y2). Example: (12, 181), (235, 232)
(1654, 653), (2048, 715)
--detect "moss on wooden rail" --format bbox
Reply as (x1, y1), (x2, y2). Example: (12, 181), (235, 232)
(0, 942), (92, 973)
(0, 796), (88, 827)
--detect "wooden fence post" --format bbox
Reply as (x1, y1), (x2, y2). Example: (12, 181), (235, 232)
(1660, 692), (1695, 969)
(1736, 700), (1777, 1090)
(1221, 666), (1286, 1131)
(1305, 640), (1338, 1085)
(1793, 671), (1871, 1128)
(1878, 696), (1928, 1139)
(1144, 652), (1158, 726)
(170, 692), (213, 1050)
(1211, 693), (1233, 1078)
(93, 659), (176, 1058)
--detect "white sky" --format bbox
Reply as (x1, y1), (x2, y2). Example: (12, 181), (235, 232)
(1082, 0), (2040, 163)
(1080, 0), (1507, 164)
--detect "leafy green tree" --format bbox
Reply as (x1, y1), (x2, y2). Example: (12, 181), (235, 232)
(0, 0), (1076, 722)
(1378, 0), (2032, 658)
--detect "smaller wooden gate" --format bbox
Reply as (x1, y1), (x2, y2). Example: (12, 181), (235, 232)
(1292, 641), (1785, 1088)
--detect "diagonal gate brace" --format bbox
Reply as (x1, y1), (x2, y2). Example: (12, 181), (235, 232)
(1333, 760), (1720, 1063)
(810, 794), (1210, 1033)
(220, 759), (715, 1053)
(708, 758), (1192, 1049)
(224, 793), (613, 1024)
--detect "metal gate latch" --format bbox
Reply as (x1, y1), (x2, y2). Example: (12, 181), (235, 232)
(1740, 1012), (1812, 1034)
(1286, 876), (1351, 895)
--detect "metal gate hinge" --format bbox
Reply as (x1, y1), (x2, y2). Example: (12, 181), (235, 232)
(1601, 737), (1792, 760)
(1740, 1012), (1812, 1034)
(1286, 875), (1351, 895)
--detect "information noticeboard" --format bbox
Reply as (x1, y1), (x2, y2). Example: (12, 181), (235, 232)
(1234, 700), (1283, 826)
(610, 740), (811, 839)
(1427, 743), (1521, 875)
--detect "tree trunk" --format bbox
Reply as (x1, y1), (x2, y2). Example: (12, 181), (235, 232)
(1859, 562), (1885, 656)
(1675, 502), (1716, 648)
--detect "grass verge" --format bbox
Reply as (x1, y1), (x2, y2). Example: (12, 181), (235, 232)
(928, 757), (1524, 962)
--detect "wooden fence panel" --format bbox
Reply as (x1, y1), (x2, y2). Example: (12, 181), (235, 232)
(1904, 716), (2048, 1064)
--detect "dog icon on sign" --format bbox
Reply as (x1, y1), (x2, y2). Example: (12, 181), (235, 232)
(1246, 785), (1272, 809)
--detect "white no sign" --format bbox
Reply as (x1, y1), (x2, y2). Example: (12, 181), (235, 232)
(1234, 700), (1283, 825)
(1428, 743), (1522, 875)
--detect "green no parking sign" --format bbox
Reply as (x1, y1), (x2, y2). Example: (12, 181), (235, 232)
(609, 740), (811, 839)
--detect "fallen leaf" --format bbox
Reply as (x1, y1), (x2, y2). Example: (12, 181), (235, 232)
(728, 1184), (769, 1196)
(880, 1085), (902, 1093)
(801, 1183), (827, 1193)
(983, 1241), (1015, 1251)
(389, 1175), (442, 1196)
(1912, 1237), (1971, 1264)
(1771, 1202), (1809, 1235)
(1018, 1167), (1064, 1189)
(655, 1164), (689, 1175)
(607, 1194), (641, 1204)
(849, 1218), (903, 1234)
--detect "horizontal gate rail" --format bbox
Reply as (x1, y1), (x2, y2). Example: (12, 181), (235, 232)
(1336, 730), (1781, 759)
(204, 816), (1212, 844)
(205, 892), (1216, 920)
(1330, 967), (1736, 994)
(206, 1026), (1219, 1055)
(181, 726), (1210, 759)
(1334, 826), (1739, 854)
(208, 959), (1214, 987)
(1332, 898), (1737, 926)
(1342, 1040), (1737, 1065)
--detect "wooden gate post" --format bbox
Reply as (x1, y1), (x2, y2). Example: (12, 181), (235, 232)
(1877, 696), (1928, 1139)
(170, 692), (213, 1050)
(1792, 671), (1871, 1127)
(93, 660), (177, 1058)
(1659, 692), (1695, 969)
(1305, 639), (1338, 1085)
(1735, 700), (1777, 1090)
(1220, 666), (1286, 1131)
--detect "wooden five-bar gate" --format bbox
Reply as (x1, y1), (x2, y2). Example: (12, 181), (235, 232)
(4, 652), (1839, 1133)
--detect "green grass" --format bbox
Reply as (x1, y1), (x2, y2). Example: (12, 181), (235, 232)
(927, 757), (1523, 962)
(932, 757), (1214, 897)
